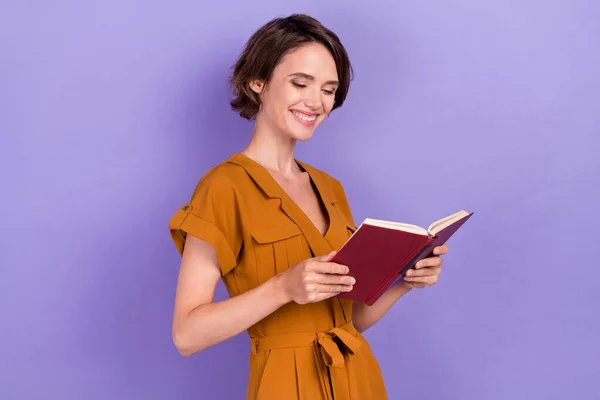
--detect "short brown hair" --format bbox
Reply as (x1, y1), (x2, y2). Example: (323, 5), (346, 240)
(229, 14), (353, 120)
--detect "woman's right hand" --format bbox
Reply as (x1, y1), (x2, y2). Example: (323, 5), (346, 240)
(277, 250), (355, 304)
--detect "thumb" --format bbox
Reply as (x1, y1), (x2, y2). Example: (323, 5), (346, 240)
(316, 250), (337, 262)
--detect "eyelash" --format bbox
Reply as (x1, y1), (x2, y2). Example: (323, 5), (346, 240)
(292, 82), (335, 96)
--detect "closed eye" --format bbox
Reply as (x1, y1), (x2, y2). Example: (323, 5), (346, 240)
(292, 82), (336, 96)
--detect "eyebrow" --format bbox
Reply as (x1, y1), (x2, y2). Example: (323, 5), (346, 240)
(288, 72), (339, 86)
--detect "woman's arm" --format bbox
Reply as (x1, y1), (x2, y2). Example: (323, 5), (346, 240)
(172, 237), (353, 356)
(172, 235), (289, 356)
(351, 245), (448, 333)
(352, 284), (412, 333)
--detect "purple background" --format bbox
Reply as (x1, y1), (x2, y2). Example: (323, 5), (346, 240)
(2, 1), (599, 399)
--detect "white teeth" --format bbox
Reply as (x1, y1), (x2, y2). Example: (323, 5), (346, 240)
(292, 111), (316, 121)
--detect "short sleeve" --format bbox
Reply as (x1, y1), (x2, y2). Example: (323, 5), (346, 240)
(168, 173), (243, 276)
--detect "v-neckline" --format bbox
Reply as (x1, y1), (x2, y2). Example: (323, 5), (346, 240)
(232, 152), (334, 240)
(293, 160), (333, 239)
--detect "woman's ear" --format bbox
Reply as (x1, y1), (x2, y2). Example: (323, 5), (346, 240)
(249, 79), (265, 94)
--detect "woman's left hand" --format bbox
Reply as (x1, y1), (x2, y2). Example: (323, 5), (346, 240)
(400, 245), (449, 289)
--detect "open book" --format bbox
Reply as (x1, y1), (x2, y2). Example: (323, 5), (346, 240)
(357, 210), (471, 238)
(333, 210), (473, 305)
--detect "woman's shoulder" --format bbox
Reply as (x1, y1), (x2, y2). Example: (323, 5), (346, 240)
(189, 156), (249, 199)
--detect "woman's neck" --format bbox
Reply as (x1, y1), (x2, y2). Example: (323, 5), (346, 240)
(241, 119), (300, 177)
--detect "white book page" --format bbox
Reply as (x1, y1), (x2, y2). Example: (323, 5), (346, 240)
(428, 210), (470, 234)
(362, 218), (429, 236)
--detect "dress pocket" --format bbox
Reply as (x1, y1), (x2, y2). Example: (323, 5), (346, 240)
(250, 222), (308, 284)
(330, 200), (358, 240)
(346, 223), (357, 238)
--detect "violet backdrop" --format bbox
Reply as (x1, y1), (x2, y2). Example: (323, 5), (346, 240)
(1, 1), (599, 399)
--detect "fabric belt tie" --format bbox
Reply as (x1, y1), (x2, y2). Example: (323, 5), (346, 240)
(251, 322), (362, 400)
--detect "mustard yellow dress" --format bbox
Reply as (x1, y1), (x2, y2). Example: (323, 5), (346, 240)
(169, 153), (388, 400)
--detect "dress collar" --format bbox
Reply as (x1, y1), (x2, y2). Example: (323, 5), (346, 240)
(226, 153), (345, 255)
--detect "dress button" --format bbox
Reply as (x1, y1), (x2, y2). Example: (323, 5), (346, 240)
(182, 205), (190, 211)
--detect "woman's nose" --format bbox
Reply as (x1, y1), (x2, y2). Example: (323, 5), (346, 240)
(303, 89), (322, 110)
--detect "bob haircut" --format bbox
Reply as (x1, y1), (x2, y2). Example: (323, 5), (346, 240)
(229, 14), (353, 120)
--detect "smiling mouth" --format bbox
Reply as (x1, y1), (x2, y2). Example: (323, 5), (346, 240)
(290, 110), (318, 126)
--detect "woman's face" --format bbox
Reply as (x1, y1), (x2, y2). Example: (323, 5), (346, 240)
(251, 42), (339, 142)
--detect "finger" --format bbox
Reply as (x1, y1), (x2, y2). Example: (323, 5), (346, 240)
(315, 250), (337, 262)
(311, 261), (349, 275)
(317, 283), (353, 293)
(404, 281), (430, 289)
(315, 273), (356, 286)
(415, 256), (442, 269)
(405, 266), (440, 278)
(433, 245), (448, 255)
(403, 275), (438, 285)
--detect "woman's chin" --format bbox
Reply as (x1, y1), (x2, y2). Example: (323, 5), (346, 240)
(290, 131), (315, 141)
(286, 123), (319, 141)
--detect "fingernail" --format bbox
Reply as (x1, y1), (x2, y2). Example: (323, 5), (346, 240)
(351, 278), (356, 284)
(405, 270), (412, 276)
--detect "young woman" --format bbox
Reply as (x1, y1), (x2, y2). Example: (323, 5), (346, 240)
(168, 13), (448, 400)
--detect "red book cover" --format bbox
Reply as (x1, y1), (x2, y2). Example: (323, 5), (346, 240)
(333, 211), (474, 305)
